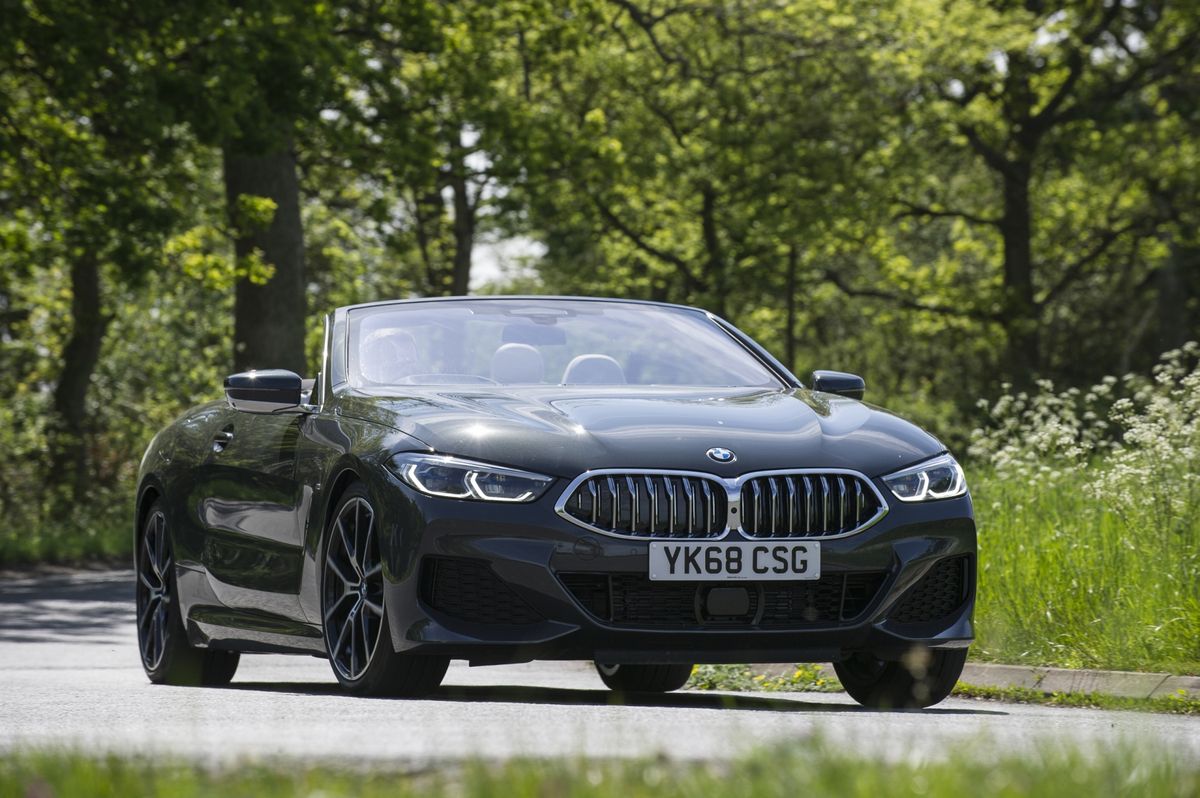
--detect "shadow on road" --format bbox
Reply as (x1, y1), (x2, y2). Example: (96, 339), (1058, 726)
(0, 569), (131, 645)
(226, 681), (1007, 716)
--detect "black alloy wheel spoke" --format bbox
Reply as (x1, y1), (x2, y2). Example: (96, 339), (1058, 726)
(323, 497), (383, 681)
(137, 510), (171, 672)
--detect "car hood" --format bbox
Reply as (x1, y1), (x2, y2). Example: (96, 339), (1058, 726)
(338, 386), (944, 480)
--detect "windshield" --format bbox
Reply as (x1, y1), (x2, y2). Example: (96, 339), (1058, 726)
(345, 299), (782, 389)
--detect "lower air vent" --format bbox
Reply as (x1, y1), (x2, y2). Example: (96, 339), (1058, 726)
(890, 556), (970, 624)
(558, 571), (886, 629)
(420, 557), (543, 625)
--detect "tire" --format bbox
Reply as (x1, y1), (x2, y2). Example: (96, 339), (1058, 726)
(833, 647), (967, 709)
(320, 482), (448, 697)
(136, 500), (240, 686)
(595, 662), (693, 693)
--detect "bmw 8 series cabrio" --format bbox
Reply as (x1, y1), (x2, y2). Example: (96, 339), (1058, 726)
(135, 296), (975, 707)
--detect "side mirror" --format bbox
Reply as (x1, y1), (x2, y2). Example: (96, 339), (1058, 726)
(810, 370), (865, 400)
(224, 369), (303, 413)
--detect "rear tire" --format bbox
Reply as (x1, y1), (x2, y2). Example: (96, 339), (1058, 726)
(136, 500), (240, 687)
(321, 482), (449, 697)
(595, 662), (693, 693)
(833, 647), (967, 709)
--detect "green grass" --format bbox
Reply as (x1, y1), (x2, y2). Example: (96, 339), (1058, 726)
(971, 471), (1200, 675)
(952, 683), (1200, 715)
(687, 664), (1200, 715)
(0, 745), (1196, 798)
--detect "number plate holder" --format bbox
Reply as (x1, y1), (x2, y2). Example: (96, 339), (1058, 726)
(648, 541), (821, 581)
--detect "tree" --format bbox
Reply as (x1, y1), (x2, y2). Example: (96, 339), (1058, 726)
(887, 1), (1200, 381)
(162, 1), (344, 373)
(0, 15), (190, 501)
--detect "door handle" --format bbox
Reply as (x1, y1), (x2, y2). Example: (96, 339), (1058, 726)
(211, 430), (234, 453)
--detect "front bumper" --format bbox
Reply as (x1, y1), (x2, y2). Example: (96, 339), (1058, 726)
(374, 472), (976, 666)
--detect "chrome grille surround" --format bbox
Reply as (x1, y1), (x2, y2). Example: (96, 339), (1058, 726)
(555, 467), (889, 541)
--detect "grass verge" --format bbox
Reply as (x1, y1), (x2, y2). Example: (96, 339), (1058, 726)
(971, 470), (1199, 675)
(1, 744), (1196, 798)
(686, 664), (1200, 715)
(952, 683), (1200, 715)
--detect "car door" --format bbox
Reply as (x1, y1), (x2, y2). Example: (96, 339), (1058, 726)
(192, 405), (310, 620)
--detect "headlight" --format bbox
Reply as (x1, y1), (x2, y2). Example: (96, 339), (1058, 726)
(388, 453), (554, 503)
(882, 454), (967, 502)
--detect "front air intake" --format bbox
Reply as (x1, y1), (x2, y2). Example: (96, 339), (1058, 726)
(419, 557), (543, 625)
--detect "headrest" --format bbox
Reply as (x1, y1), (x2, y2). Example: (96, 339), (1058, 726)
(490, 343), (544, 384)
(360, 328), (420, 384)
(562, 354), (626, 385)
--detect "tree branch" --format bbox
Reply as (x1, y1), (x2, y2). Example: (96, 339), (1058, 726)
(1031, 2), (1123, 128)
(1038, 219), (1155, 307)
(821, 268), (991, 320)
(1056, 27), (1200, 124)
(893, 199), (1000, 228)
(588, 193), (705, 292)
(0, 309), (31, 327)
(958, 123), (1013, 177)
(606, 0), (693, 78)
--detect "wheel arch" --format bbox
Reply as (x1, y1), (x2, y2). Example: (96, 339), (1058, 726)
(133, 476), (166, 563)
(322, 463), (366, 540)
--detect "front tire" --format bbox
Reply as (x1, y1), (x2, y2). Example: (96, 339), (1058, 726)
(136, 500), (240, 686)
(595, 662), (693, 693)
(833, 648), (967, 709)
(320, 483), (448, 697)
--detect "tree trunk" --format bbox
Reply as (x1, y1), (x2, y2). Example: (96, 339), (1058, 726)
(50, 252), (109, 501)
(785, 246), (798, 371)
(1154, 243), (1195, 354)
(999, 161), (1040, 383)
(700, 185), (726, 319)
(411, 187), (444, 295)
(224, 140), (307, 375)
(449, 155), (475, 297)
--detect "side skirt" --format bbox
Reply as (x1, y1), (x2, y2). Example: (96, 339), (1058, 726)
(186, 605), (326, 655)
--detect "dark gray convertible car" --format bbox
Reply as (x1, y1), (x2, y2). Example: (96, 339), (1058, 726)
(135, 296), (975, 707)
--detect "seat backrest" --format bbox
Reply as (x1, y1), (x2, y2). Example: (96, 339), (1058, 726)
(490, 343), (544, 383)
(562, 354), (626, 385)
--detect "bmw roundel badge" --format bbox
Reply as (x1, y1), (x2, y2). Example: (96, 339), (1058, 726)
(706, 447), (736, 463)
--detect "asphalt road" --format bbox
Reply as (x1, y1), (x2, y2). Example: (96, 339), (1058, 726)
(0, 569), (1197, 766)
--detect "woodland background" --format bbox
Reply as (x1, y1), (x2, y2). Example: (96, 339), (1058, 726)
(1, 0), (1198, 570)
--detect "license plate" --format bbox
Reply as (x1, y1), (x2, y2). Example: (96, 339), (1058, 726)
(648, 541), (821, 581)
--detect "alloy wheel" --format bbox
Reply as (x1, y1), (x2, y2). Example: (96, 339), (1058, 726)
(136, 510), (171, 672)
(322, 496), (385, 681)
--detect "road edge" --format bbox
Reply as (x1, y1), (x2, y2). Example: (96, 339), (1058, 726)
(747, 662), (1200, 699)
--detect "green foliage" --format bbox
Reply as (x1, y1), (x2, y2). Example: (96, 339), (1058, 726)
(969, 347), (1200, 673)
(688, 664), (840, 693)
